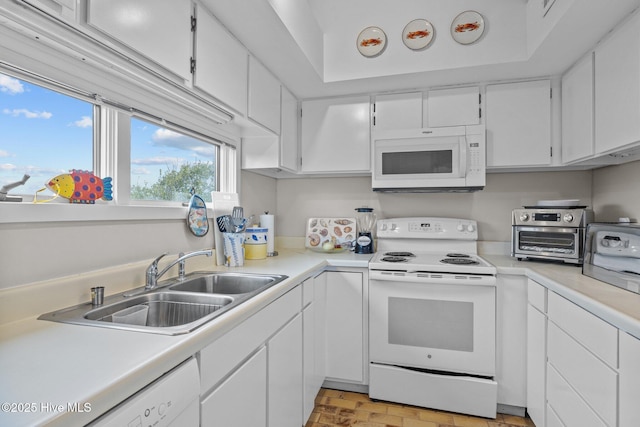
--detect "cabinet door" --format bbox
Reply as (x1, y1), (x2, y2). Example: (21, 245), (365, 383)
(325, 271), (364, 383)
(24, 0), (75, 20)
(562, 53), (594, 163)
(373, 92), (422, 131)
(620, 332), (640, 427)
(280, 86), (299, 172)
(201, 347), (267, 427)
(495, 275), (527, 407)
(303, 303), (316, 422)
(426, 86), (480, 127)
(527, 304), (546, 427)
(300, 96), (371, 173)
(485, 80), (552, 167)
(194, 5), (248, 114)
(86, 0), (191, 80)
(249, 57), (281, 134)
(268, 314), (303, 427)
(595, 11), (640, 154)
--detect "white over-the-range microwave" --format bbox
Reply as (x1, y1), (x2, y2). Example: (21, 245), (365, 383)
(372, 125), (486, 192)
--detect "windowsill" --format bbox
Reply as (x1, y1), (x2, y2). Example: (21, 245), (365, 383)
(0, 202), (212, 223)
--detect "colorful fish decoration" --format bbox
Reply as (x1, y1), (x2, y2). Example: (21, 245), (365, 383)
(40, 170), (113, 204)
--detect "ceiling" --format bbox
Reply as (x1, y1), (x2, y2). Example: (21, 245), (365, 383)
(201, 0), (640, 100)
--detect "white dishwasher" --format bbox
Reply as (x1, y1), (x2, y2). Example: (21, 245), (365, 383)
(89, 357), (200, 427)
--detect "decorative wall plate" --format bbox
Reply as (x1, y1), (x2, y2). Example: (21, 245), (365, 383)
(451, 10), (485, 45)
(402, 19), (434, 50)
(357, 26), (387, 57)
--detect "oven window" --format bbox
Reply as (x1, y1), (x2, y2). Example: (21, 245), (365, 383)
(388, 297), (473, 351)
(518, 231), (576, 254)
(382, 150), (453, 175)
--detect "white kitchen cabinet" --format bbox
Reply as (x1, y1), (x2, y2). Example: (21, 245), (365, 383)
(594, 10), (640, 154)
(201, 347), (267, 427)
(324, 269), (366, 384)
(425, 86), (480, 127)
(248, 56), (281, 134)
(23, 0), (75, 21)
(562, 53), (595, 163)
(242, 86), (298, 172)
(373, 92), (422, 131)
(303, 273), (327, 421)
(300, 96), (371, 173)
(619, 332), (640, 427)
(193, 4), (248, 115)
(85, 0), (191, 81)
(527, 279), (547, 427)
(547, 292), (618, 427)
(268, 314), (303, 427)
(485, 80), (552, 168)
(495, 275), (527, 410)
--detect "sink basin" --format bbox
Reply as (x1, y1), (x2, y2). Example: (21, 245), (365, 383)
(169, 272), (287, 295)
(38, 272), (288, 335)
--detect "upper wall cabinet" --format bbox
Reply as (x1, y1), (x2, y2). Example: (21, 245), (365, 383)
(373, 92), (422, 131)
(300, 96), (371, 173)
(485, 80), (552, 168)
(594, 11), (640, 154)
(23, 0), (75, 21)
(280, 86), (299, 172)
(561, 53), (594, 164)
(248, 57), (281, 134)
(193, 4), (248, 115)
(86, 0), (192, 81)
(425, 86), (480, 128)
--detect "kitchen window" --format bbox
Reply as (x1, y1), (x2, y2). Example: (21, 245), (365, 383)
(0, 69), (235, 222)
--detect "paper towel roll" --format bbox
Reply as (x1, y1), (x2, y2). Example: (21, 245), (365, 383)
(260, 214), (275, 255)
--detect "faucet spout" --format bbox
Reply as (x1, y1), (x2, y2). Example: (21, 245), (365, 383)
(145, 250), (213, 290)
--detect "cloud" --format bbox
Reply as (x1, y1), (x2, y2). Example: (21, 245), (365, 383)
(0, 150), (10, 158)
(3, 108), (52, 119)
(0, 163), (17, 171)
(131, 166), (151, 176)
(0, 75), (24, 95)
(152, 128), (184, 141)
(131, 156), (186, 166)
(71, 116), (92, 128)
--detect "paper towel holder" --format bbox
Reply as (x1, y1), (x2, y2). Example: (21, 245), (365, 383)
(261, 211), (278, 257)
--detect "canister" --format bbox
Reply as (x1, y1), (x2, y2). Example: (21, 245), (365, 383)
(244, 227), (268, 260)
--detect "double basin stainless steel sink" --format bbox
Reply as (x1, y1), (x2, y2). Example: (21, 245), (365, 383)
(38, 272), (288, 335)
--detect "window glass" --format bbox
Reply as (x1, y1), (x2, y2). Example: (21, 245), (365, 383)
(0, 73), (93, 196)
(130, 118), (217, 203)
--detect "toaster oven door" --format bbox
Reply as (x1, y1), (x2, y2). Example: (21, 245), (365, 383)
(513, 226), (582, 263)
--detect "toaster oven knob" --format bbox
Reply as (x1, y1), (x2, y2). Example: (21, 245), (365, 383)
(519, 213), (530, 222)
(563, 214), (574, 223)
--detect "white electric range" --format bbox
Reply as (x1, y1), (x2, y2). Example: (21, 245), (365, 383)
(368, 217), (498, 418)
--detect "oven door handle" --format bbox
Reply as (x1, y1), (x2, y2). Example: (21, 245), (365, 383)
(370, 270), (496, 286)
(515, 226), (580, 234)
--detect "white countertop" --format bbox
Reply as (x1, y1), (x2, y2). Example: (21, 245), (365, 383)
(2, 249), (639, 426)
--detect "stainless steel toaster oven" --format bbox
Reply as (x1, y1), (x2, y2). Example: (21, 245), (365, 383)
(511, 207), (594, 264)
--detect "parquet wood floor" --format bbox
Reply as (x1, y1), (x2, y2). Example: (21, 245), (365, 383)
(306, 388), (536, 427)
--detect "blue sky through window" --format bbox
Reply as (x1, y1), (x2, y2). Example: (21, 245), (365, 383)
(0, 73), (93, 196)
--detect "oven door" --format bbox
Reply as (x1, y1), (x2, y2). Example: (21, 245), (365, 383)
(369, 272), (496, 377)
(513, 226), (581, 261)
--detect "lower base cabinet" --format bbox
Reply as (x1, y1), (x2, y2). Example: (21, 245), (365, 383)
(268, 314), (303, 427)
(201, 347), (267, 427)
(619, 332), (640, 426)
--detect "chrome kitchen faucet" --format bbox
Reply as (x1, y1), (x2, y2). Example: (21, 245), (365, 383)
(145, 250), (213, 290)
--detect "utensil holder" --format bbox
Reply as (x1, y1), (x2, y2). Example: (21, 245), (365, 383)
(223, 232), (245, 266)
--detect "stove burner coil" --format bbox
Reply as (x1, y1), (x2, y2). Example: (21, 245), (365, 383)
(440, 258), (479, 265)
(381, 256), (409, 263)
(384, 251), (415, 257)
(446, 253), (471, 258)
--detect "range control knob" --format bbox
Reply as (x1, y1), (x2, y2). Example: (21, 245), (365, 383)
(390, 223), (397, 231)
(563, 214), (574, 223)
(457, 224), (465, 231)
(380, 224), (387, 231)
(467, 224), (475, 232)
(520, 213), (530, 222)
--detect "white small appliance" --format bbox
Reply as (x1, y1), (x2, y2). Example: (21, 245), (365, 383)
(372, 125), (485, 192)
(368, 217), (497, 418)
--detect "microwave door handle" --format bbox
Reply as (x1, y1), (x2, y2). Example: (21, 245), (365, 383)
(459, 138), (467, 177)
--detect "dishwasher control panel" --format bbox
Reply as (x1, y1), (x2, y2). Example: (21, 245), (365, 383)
(88, 358), (200, 427)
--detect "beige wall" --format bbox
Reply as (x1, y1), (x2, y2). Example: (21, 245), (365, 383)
(592, 160), (640, 222)
(273, 170), (593, 242)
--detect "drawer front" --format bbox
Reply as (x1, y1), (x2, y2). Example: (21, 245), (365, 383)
(302, 277), (313, 308)
(548, 322), (617, 426)
(527, 279), (546, 312)
(620, 332), (640, 427)
(200, 285), (302, 393)
(547, 405), (566, 427)
(547, 364), (607, 427)
(547, 291), (618, 367)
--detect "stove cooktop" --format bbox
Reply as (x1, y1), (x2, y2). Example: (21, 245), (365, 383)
(370, 251), (496, 275)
